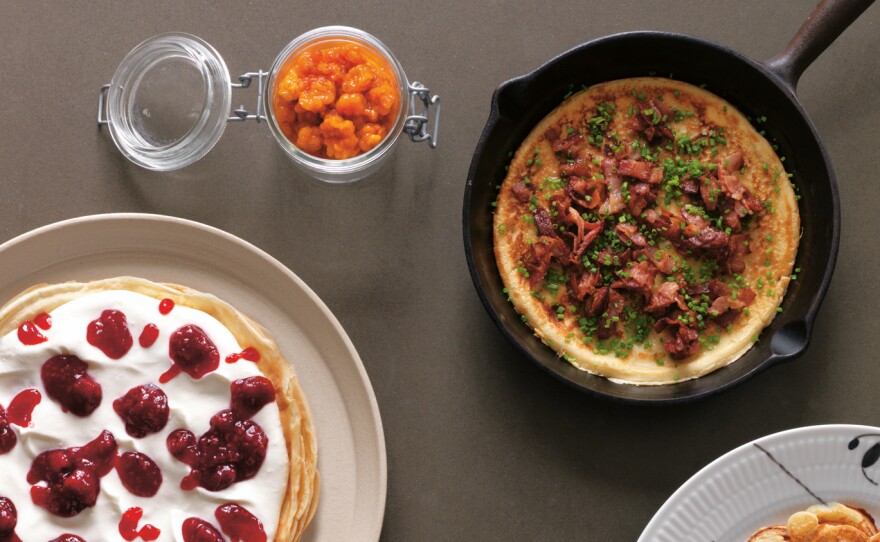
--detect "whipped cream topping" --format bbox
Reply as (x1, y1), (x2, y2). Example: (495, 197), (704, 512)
(0, 290), (288, 541)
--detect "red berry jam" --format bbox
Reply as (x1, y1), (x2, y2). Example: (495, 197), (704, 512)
(160, 325), (220, 383)
(167, 411), (268, 492)
(49, 536), (86, 542)
(27, 430), (118, 517)
(119, 507), (160, 541)
(113, 384), (169, 438)
(116, 452), (162, 497)
(41, 355), (102, 417)
(17, 320), (47, 345)
(0, 497), (19, 541)
(34, 312), (52, 330)
(215, 503), (267, 542)
(230, 377), (276, 420)
(0, 406), (16, 454)
(7, 389), (41, 427)
(87, 310), (133, 360)
(181, 517), (224, 542)
(159, 298), (175, 315)
(138, 324), (159, 348)
(225, 347), (261, 364)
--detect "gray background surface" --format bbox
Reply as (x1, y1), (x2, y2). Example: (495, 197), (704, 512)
(1, 1), (878, 540)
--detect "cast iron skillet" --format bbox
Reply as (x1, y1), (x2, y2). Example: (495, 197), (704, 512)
(464, 0), (874, 403)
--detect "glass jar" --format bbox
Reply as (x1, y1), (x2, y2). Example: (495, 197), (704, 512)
(98, 28), (440, 183)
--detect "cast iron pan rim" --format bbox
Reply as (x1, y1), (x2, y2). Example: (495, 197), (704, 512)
(463, 30), (841, 404)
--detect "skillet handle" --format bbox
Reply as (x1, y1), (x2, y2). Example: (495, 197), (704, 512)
(764, 0), (874, 93)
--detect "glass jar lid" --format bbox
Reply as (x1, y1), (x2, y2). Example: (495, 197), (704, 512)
(103, 33), (231, 171)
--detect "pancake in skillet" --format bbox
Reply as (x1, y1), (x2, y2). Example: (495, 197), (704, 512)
(494, 77), (799, 385)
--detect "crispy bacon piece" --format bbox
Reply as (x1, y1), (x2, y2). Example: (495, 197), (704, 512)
(549, 194), (571, 221)
(523, 236), (569, 286)
(534, 208), (557, 238)
(663, 324), (702, 359)
(725, 233), (750, 274)
(566, 177), (603, 210)
(682, 179), (700, 194)
(584, 286), (610, 318)
(631, 100), (674, 142)
(618, 159), (652, 181)
(627, 182), (656, 216)
(611, 261), (657, 300)
(597, 289), (625, 340)
(566, 208), (603, 264)
(648, 167), (664, 185)
(512, 181), (532, 202)
(644, 281), (682, 314)
(637, 246), (675, 274)
(569, 271), (600, 301)
(643, 209), (683, 243)
(615, 222), (647, 247)
(560, 159), (591, 177)
(700, 173), (722, 211)
(551, 131), (584, 154)
(723, 149), (744, 173)
(599, 158), (626, 215)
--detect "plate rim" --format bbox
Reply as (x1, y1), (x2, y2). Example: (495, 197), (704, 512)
(638, 423), (880, 541)
(0, 212), (388, 541)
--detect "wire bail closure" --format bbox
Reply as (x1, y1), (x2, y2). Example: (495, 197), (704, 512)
(404, 82), (441, 149)
(228, 71), (268, 123)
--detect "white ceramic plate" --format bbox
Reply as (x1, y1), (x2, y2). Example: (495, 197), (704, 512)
(640, 424), (880, 542)
(0, 213), (386, 542)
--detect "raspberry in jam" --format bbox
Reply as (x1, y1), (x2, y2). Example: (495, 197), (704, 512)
(160, 325), (220, 383)
(113, 384), (169, 438)
(27, 431), (118, 517)
(0, 497), (21, 542)
(116, 452), (162, 497)
(230, 377), (276, 420)
(181, 517), (224, 542)
(215, 503), (267, 542)
(87, 310), (134, 360)
(0, 406), (15, 455)
(41, 355), (102, 417)
(167, 378), (275, 492)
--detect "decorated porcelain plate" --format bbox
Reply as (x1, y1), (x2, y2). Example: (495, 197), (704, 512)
(0, 213), (386, 542)
(639, 424), (880, 541)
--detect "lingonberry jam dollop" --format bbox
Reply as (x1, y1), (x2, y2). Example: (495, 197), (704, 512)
(158, 298), (175, 315)
(119, 507), (160, 541)
(49, 536), (86, 542)
(116, 452), (162, 497)
(7, 389), (41, 427)
(160, 325), (220, 383)
(17, 320), (47, 346)
(0, 497), (20, 542)
(230, 377), (276, 420)
(167, 377), (275, 492)
(41, 355), (102, 417)
(225, 347), (260, 365)
(215, 503), (267, 542)
(87, 310), (133, 360)
(34, 313), (52, 330)
(138, 324), (159, 348)
(113, 384), (169, 438)
(0, 406), (15, 454)
(27, 430), (118, 517)
(181, 517), (225, 542)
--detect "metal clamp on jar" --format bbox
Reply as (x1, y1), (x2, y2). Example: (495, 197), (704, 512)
(97, 28), (441, 183)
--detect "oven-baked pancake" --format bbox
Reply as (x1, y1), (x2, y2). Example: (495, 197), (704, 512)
(494, 77), (799, 384)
